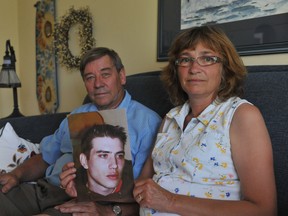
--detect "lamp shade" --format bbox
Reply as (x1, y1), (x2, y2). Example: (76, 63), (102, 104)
(0, 40), (21, 88)
(0, 68), (21, 88)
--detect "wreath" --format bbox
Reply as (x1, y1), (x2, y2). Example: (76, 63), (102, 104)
(54, 7), (95, 70)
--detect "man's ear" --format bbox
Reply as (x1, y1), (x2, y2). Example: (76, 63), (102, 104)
(79, 153), (89, 169)
(119, 68), (126, 85)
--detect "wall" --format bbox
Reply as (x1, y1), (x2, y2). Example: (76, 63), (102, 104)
(0, 0), (287, 117)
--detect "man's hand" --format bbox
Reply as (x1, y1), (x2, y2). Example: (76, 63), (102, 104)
(60, 162), (77, 197)
(0, 154), (48, 194)
(0, 172), (20, 193)
(54, 199), (112, 216)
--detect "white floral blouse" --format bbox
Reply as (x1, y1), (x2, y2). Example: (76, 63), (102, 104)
(140, 97), (250, 216)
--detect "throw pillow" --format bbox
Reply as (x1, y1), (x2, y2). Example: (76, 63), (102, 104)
(0, 122), (40, 174)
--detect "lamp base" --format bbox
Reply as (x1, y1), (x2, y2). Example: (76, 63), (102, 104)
(2, 87), (24, 119)
(4, 108), (24, 119)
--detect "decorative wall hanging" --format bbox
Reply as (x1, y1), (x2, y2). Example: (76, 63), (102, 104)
(54, 7), (95, 70)
(35, 0), (59, 114)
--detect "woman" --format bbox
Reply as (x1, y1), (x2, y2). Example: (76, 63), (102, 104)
(133, 26), (277, 216)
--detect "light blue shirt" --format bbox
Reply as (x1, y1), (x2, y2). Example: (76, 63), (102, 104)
(40, 91), (162, 186)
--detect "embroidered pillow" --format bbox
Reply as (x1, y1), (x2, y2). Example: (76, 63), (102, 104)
(0, 122), (40, 174)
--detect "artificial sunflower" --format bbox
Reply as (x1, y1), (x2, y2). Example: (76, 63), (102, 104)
(40, 78), (57, 113)
(41, 12), (55, 47)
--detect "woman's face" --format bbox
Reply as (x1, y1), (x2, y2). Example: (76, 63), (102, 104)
(177, 42), (223, 101)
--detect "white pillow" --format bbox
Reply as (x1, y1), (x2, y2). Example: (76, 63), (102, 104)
(0, 122), (40, 174)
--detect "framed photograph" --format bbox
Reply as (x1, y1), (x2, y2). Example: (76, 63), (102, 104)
(68, 109), (135, 203)
(157, 0), (288, 61)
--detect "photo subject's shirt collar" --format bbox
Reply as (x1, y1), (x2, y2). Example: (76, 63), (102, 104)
(112, 179), (123, 194)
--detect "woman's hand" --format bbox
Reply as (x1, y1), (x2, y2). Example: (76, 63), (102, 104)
(59, 162), (77, 197)
(133, 178), (175, 212)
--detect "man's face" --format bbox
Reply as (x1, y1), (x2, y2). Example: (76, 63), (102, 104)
(80, 137), (125, 195)
(83, 55), (126, 110)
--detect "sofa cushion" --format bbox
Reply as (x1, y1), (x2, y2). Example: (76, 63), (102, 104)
(0, 123), (40, 173)
(245, 65), (288, 216)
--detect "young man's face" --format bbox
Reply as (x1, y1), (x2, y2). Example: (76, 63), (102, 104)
(83, 55), (126, 110)
(80, 137), (125, 195)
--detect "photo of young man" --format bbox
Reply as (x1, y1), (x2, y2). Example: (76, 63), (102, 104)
(67, 110), (135, 204)
(79, 124), (127, 196)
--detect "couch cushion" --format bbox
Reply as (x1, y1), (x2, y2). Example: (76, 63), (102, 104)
(124, 71), (173, 118)
(0, 112), (68, 143)
(245, 65), (288, 216)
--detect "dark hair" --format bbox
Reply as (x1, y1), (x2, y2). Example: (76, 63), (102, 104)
(81, 124), (127, 159)
(161, 25), (247, 106)
(79, 47), (124, 77)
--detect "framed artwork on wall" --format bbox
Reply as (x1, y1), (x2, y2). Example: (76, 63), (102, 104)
(157, 0), (288, 61)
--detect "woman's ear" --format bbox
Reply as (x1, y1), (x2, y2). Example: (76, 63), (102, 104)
(79, 153), (88, 169)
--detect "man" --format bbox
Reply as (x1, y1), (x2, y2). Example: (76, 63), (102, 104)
(76, 124), (134, 202)
(0, 47), (161, 215)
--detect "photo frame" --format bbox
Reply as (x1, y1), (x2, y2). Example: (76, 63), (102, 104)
(157, 0), (288, 61)
(68, 109), (135, 203)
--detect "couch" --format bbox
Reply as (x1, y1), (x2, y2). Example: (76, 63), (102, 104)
(0, 65), (287, 215)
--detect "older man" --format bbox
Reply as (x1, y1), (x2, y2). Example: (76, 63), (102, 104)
(0, 47), (161, 215)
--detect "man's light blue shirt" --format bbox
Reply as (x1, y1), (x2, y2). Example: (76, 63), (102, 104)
(40, 91), (162, 186)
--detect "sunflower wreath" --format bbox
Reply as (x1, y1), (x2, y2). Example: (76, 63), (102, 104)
(54, 7), (95, 70)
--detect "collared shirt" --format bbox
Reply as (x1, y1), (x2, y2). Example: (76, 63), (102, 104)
(41, 90), (162, 186)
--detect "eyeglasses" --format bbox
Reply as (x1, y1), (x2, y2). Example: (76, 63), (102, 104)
(175, 56), (222, 67)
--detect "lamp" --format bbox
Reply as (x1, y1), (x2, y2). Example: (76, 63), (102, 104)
(0, 40), (24, 118)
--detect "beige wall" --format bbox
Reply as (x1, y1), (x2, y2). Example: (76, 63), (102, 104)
(0, 0), (287, 117)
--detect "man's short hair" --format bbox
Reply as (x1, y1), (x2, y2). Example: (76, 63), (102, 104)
(80, 47), (124, 77)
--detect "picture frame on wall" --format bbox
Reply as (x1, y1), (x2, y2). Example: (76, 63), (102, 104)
(157, 0), (288, 61)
